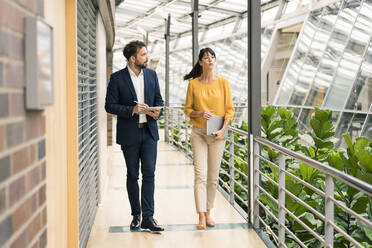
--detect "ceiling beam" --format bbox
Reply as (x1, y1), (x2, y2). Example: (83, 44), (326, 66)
(115, 7), (147, 17)
(147, 0), (242, 36)
(177, 0), (241, 15)
(261, 0), (281, 12)
(174, 10), (247, 39)
(114, 0), (248, 47)
(232, 15), (243, 33)
(116, 0), (179, 29)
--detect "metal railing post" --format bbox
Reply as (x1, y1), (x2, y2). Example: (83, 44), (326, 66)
(164, 14), (170, 143)
(278, 154), (286, 247)
(229, 131), (235, 204)
(164, 107), (169, 142)
(324, 175), (334, 248)
(170, 109), (174, 145)
(191, 0), (199, 65)
(252, 138), (260, 229)
(177, 109), (181, 148)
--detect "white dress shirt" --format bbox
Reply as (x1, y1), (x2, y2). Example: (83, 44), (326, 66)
(128, 66), (147, 123)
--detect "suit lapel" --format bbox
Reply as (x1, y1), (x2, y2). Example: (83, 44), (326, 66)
(123, 67), (137, 101)
(143, 69), (150, 105)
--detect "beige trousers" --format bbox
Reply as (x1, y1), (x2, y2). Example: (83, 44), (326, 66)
(190, 127), (226, 213)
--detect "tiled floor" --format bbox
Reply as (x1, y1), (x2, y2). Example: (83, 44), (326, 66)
(86, 132), (266, 248)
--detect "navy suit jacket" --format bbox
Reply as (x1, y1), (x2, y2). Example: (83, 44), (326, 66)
(105, 67), (164, 146)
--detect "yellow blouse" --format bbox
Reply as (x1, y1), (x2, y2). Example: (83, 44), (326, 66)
(184, 76), (235, 128)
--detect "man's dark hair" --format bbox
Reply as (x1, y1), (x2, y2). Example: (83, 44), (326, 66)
(123, 40), (146, 61)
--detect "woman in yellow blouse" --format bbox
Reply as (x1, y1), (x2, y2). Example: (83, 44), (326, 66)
(184, 48), (234, 230)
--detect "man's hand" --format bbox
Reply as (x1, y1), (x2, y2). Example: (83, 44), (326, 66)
(146, 110), (160, 118)
(133, 103), (149, 115)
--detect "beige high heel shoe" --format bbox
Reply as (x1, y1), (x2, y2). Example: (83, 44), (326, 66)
(197, 215), (207, 230)
(206, 210), (216, 227)
(196, 223), (206, 230)
(206, 219), (215, 227)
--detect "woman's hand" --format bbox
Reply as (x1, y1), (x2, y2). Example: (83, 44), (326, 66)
(201, 110), (213, 120)
(212, 128), (226, 140)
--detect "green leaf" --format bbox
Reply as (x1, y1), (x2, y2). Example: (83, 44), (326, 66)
(327, 151), (343, 171)
(356, 150), (372, 173)
(309, 146), (316, 158)
(268, 119), (283, 134)
(355, 171), (372, 184)
(277, 135), (294, 143)
(343, 134), (354, 154)
(312, 135), (334, 150)
(302, 212), (322, 228)
(259, 193), (278, 216)
(310, 117), (321, 137)
(310, 108), (334, 139)
(299, 163), (315, 182)
(354, 137), (371, 151)
(266, 147), (279, 161)
(350, 192), (368, 214)
(362, 225), (372, 242)
(287, 129), (299, 138)
(354, 137), (372, 173)
(300, 133), (315, 147)
(277, 108), (289, 119)
(261, 119), (268, 132)
(284, 118), (297, 131)
(286, 175), (302, 196)
(361, 242), (372, 248)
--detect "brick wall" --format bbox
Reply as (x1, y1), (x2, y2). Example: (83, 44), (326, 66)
(0, 0), (47, 248)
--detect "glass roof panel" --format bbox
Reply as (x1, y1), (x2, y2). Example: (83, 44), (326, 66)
(115, 0), (250, 45)
(198, 10), (230, 24)
(199, 0), (217, 4)
(215, 0), (247, 12)
(261, 6), (278, 22)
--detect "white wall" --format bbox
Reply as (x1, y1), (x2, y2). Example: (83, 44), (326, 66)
(96, 12), (108, 204)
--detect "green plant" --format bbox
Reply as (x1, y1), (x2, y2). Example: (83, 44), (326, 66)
(260, 107), (328, 247)
(259, 107), (372, 247)
(328, 135), (372, 247)
(215, 105), (371, 247)
(299, 107), (336, 162)
(158, 115), (165, 129)
(261, 106), (299, 162)
(220, 121), (249, 211)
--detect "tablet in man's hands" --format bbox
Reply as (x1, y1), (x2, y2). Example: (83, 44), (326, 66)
(138, 106), (163, 114)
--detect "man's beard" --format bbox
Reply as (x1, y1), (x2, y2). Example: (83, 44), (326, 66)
(134, 60), (147, 69)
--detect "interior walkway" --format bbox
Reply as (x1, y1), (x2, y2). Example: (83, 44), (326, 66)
(86, 131), (265, 248)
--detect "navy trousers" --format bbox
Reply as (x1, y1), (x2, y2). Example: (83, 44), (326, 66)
(121, 124), (157, 218)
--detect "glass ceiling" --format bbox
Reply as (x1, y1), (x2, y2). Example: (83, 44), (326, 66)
(114, 0), (248, 49)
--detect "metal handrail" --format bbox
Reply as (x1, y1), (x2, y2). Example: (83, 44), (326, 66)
(164, 106), (372, 248)
(254, 136), (372, 197)
(229, 126), (249, 137)
(252, 136), (372, 248)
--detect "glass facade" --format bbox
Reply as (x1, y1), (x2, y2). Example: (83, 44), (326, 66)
(274, 0), (372, 144)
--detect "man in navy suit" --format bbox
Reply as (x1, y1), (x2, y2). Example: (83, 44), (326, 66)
(105, 40), (164, 232)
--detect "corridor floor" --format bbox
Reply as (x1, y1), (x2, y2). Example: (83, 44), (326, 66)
(86, 133), (266, 248)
